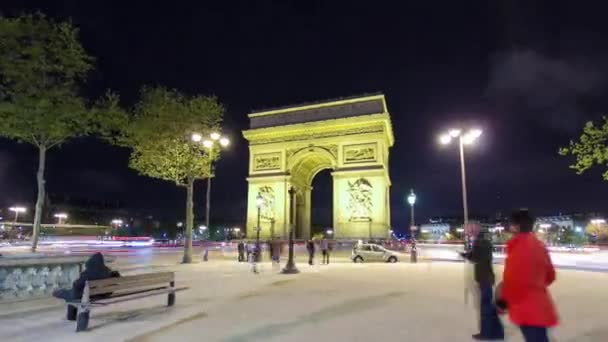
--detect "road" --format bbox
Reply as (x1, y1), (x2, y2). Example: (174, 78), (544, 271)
(3, 242), (608, 271)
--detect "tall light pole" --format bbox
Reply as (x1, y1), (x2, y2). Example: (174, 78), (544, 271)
(53, 213), (68, 225)
(192, 132), (230, 235)
(439, 127), (482, 306)
(438, 128), (482, 245)
(9, 206), (26, 223)
(255, 192), (264, 263)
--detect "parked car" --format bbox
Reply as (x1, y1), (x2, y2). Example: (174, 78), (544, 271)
(352, 243), (400, 263)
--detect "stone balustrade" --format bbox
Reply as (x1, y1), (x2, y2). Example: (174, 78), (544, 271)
(0, 255), (112, 302)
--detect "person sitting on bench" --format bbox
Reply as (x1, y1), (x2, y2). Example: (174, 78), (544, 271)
(53, 252), (120, 302)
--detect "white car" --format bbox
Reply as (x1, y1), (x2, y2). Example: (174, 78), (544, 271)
(352, 243), (400, 263)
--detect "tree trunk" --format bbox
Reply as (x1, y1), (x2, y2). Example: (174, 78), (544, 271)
(182, 177), (194, 263)
(31, 146), (47, 253)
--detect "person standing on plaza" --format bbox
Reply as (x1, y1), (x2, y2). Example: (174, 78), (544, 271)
(237, 240), (245, 262)
(271, 239), (281, 265)
(306, 239), (315, 265)
(496, 209), (558, 342)
(461, 229), (504, 340)
(319, 238), (328, 264)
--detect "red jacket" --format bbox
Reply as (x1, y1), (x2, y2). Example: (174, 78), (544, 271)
(501, 233), (558, 327)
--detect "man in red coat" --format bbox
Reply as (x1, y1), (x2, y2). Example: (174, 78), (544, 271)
(497, 209), (558, 342)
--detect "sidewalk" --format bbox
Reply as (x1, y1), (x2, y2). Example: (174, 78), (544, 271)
(2, 261), (608, 341)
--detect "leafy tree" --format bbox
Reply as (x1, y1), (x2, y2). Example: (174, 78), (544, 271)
(0, 14), (116, 252)
(586, 223), (608, 243)
(560, 118), (608, 179)
(115, 86), (223, 263)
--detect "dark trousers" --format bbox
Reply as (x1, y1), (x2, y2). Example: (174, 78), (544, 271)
(479, 284), (504, 339)
(322, 250), (329, 264)
(53, 288), (75, 302)
(308, 252), (314, 265)
(238, 252), (244, 262)
(520, 326), (549, 342)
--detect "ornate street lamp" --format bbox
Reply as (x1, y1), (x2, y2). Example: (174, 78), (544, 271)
(282, 186), (299, 274)
(255, 192), (264, 263)
(407, 189), (416, 229)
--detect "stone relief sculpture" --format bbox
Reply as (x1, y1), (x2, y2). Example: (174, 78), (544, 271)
(254, 153), (281, 171)
(344, 144), (376, 163)
(347, 178), (373, 221)
(258, 186), (276, 220)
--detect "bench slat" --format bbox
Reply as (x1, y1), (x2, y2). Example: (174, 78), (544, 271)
(89, 272), (174, 288)
(89, 280), (169, 296)
(92, 287), (188, 306)
(88, 272), (174, 296)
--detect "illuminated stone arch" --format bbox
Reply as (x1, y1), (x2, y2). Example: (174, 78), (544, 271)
(243, 94), (394, 239)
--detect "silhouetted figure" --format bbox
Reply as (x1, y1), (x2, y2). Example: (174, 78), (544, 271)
(237, 241), (245, 262)
(306, 239), (315, 265)
(320, 238), (330, 264)
(461, 231), (504, 340)
(52, 253), (120, 320)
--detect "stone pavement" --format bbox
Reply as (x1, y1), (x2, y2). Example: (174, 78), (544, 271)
(2, 260), (608, 342)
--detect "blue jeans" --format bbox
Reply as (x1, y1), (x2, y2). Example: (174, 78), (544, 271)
(520, 326), (549, 342)
(479, 284), (504, 338)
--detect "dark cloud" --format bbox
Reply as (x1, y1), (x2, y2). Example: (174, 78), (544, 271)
(486, 49), (605, 134)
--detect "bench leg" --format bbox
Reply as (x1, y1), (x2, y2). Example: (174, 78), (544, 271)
(67, 305), (77, 321)
(168, 292), (175, 306)
(76, 310), (90, 332)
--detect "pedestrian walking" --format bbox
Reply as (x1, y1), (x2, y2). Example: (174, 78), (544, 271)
(461, 230), (504, 340)
(271, 239), (281, 264)
(237, 241), (245, 262)
(245, 242), (251, 262)
(320, 238), (330, 264)
(496, 209), (558, 342)
(306, 239), (315, 265)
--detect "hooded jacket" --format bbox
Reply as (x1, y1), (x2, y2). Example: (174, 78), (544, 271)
(72, 253), (119, 299)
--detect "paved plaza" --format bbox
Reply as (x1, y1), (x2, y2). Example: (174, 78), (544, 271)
(2, 250), (608, 342)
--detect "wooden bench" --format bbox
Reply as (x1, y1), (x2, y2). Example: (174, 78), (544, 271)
(66, 272), (187, 332)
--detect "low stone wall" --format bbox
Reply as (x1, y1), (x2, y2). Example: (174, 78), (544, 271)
(0, 255), (90, 302)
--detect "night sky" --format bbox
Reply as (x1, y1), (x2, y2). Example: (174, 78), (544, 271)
(2, 1), (608, 231)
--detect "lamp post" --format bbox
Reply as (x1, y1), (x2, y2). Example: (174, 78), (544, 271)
(407, 190), (418, 263)
(438, 128), (482, 249)
(9, 206), (26, 223)
(439, 127), (482, 306)
(255, 192), (263, 263)
(53, 213), (68, 225)
(407, 189), (416, 229)
(282, 186), (299, 274)
(192, 132), (230, 237)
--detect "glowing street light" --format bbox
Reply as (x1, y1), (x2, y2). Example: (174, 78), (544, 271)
(111, 219), (123, 228)
(191, 133), (202, 142)
(191, 132), (231, 236)
(326, 229), (334, 235)
(591, 218), (606, 225)
(438, 127), (482, 244)
(407, 189), (416, 231)
(9, 206), (26, 223)
(54, 213), (68, 224)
